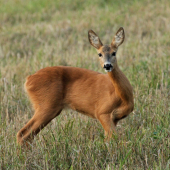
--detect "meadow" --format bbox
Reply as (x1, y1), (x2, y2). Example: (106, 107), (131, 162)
(0, 0), (170, 169)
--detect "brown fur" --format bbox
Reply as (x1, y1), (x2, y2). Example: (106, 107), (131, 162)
(17, 27), (134, 145)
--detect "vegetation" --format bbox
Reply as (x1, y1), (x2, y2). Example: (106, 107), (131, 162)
(0, 0), (170, 169)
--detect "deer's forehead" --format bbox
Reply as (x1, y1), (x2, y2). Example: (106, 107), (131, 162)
(102, 45), (111, 52)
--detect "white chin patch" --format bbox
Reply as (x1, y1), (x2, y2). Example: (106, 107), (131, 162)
(104, 68), (113, 72)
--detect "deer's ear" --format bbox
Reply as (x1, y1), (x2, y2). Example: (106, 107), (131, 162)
(111, 27), (125, 48)
(88, 30), (103, 50)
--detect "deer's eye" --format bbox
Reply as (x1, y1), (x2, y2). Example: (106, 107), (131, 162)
(112, 52), (116, 56)
(98, 53), (102, 57)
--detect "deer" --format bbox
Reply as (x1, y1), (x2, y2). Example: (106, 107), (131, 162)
(17, 27), (134, 145)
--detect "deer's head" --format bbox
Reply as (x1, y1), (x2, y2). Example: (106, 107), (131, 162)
(88, 27), (125, 72)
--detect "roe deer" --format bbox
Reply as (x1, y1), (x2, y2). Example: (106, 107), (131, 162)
(17, 27), (134, 145)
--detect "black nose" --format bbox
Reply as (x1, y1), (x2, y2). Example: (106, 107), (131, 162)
(103, 64), (112, 70)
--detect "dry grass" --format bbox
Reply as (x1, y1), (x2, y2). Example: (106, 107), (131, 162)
(0, 0), (170, 169)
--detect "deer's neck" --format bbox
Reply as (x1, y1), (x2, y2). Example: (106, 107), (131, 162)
(107, 65), (133, 103)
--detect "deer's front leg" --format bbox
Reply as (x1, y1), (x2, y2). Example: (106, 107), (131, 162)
(97, 113), (117, 141)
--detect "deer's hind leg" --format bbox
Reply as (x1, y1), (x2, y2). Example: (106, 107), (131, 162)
(17, 106), (62, 145)
(17, 79), (64, 145)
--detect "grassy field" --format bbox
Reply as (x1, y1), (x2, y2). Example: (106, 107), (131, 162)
(0, 0), (170, 169)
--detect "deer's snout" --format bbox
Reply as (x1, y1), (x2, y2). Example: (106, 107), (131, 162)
(103, 63), (113, 71)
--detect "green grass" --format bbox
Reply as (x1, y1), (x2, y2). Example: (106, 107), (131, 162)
(0, 0), (170, 169)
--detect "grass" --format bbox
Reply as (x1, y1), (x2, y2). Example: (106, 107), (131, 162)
(0, 0), (170, 169)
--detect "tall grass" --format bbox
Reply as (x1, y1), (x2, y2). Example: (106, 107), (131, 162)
(0, 0), (170, 169)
